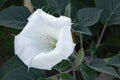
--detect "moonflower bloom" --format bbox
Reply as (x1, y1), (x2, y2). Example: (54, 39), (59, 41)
(14, 9), (75, 70)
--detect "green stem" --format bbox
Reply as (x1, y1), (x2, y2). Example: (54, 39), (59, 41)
(96, 24), (107, 48)
(80, 33), (83, 48)
(53, 68), (72, 77)
(73, 70), (76, 80)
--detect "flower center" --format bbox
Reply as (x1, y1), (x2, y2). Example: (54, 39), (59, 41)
(46, 35), (57, 48)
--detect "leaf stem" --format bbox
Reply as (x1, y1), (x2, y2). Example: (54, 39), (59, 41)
(24, 0), (34, 12)
(53, 68), (72, 77)
(96, 24), (107, 48)
(80, 33), (83, 48)
(73, 70), (76, 80)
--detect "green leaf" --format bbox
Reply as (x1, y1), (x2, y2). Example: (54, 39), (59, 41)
(2, 66), (46, 80)
(0, 56), (23, 79)
(96, 0), (120, 25)
(73, 8), (102, 35)
(53, 60), (71, 71)
(70, 0), (95, 19)
(88, 58), (120, 78)
(59, 73), (73, 80)
(72, 48), (84, 70)
(50, 0), (70, 15)
(31, 0), (50, 12)
(0, 6), (31, 29)
(31, 0), (69, 15)
(77, 8), (102, 27)
(108, 55), (120, 67)
(72, 24), (92, 35)
(0, 56), (46, 80)
(80, 64), (97, 80)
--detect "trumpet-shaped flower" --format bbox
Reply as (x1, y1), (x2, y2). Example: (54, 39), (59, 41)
(14, 9), (75, 70)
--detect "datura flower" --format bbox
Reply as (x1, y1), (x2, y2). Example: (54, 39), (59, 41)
(14, 9), (75, 70)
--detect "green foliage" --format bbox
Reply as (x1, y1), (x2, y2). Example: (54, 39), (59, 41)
(72, 48), (84, 70)
(96, 0), (120, 25)
(108, 55), (120, 67)
(80, 64), (97, 80)
(31, 0), (69, 15)
(77, 8), (102, 27)
(88, 58), (120, 78)
(59, 73), (73, 80)
(0, 6), (31, 29)
(31, 0), (48, 10)
(0, 56), (46, 80)
(70, 0), (95, 19)
(72, 8), (102, 35)
(72, 24), (92, 35)
(54, 60), (71, 71)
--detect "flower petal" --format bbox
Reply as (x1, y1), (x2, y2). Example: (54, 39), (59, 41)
(15, 35), (53, 66)
(20, 9), (71, 40)
(30, 26), (75, 70)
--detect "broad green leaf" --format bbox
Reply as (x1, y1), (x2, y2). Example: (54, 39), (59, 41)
(53, 60), (71, 71)
(59, 73), (73, 80)
(70, 0), (95, 19)
(108, 55), (120, 67)
(49, 0), (70, 15)
(80, 64), (97, 80)
(72, 8), (102, 35)
(96, 0), (120, 25)
(77, 8), (102, 27)
(0, 6), (31, 29)
(72, 48), (84, 70)
(0, 56), (46, 80)
(0, 56), (23, 79)
(1, 66), (46, 80)
(88, 58), (120, 78)
(72, 24), (92, 35)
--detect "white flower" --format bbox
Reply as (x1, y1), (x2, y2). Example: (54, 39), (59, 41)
(14, 9), (75, 70)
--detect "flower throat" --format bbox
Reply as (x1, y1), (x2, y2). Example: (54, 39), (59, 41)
(46, 35), (57, 48)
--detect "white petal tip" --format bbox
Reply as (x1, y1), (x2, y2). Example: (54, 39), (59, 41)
(27, 9), (43, 21)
